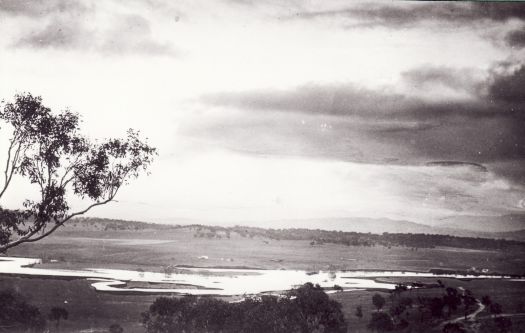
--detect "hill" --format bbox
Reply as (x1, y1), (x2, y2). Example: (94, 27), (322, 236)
(59, 217), (525, 251)
(63, 216), (525, 241)
(438, 214), (525, 233)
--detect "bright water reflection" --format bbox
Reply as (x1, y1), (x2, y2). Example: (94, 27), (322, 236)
(0, 257), (520, 296)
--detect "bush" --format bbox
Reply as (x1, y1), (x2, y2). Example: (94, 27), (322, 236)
(0, 289), (46, 332)
(141, 283), (347, 333)
(372, 293), (386, 311)
(368, 312), (394, 332)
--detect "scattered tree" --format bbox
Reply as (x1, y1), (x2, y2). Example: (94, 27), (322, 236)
(0, 93), (156, 252)
(368, 312), (394, 332)
(355, 305), (363, 320)
(372, 293), (386, 311)
(462, 289), (477, 320)
(443, 288), (461, 317)
(490, 302), (503, 318)
(428, 297), (445, 318)
(163, 265), (174, 278)
(48, 307), (68, 331)
(481, 295), (492, 308)
(392, 283), (408, 298)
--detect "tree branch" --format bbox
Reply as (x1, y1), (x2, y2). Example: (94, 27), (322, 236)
(0, 136), (20, 198)
(0, 196), (115, 252)
(59, 152), (82, 188)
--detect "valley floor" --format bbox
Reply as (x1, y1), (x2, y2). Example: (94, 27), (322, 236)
(1, 225), (525, 332)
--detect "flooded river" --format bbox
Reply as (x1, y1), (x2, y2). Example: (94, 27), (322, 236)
(0, 256), (521, 296)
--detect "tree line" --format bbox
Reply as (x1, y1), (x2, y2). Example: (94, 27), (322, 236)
(187, 225), (525, 252)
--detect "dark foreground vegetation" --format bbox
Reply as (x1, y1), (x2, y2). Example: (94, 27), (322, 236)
(141, 283), (347, 333)
(0, 289), (72, 332)
(0, 289), (46, 332)
(0, 283), (347, 333)
(364, 284), (515, 333)
(2, 279), (522, 333)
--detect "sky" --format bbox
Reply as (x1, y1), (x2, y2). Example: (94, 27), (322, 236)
(0, 0), (524, 227)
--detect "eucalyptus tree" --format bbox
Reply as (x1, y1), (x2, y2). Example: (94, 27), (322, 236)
(48, 307), (68, 330)
(0, 93), (156, 252)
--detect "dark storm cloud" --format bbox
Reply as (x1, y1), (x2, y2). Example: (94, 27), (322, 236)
(505, 28), (525, 48)
(201, 62), (525, 182)
(292, 2), (525, 28)
(203, 82), (500, 121)
(426, 161), (488, 172)
(488, 63), (525, 104)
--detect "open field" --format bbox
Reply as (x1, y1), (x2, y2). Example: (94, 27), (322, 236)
(2, 225), (525, 332)
(8, 226), (525, 275)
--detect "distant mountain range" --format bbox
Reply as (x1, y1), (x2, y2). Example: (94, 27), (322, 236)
(436, 214), (525, 233)
(259, 216), (525, 240)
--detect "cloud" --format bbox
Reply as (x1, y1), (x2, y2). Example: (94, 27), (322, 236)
(0, 0), (88, 17)
(100, 14), (177, 56)
(198, 62), (525, 184)
(292, 2), (525, 28)
(203, 84), (499, 121)
(16, 18), (89, 49)
(425, 161), (488, 172)
(488, 63), (525, 104)
(401, 66), (483, 96)
(3, 1), (177, 56)
(505, 28), (525, 48)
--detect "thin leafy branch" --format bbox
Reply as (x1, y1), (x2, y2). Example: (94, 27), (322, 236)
(0, 93), (156, 252)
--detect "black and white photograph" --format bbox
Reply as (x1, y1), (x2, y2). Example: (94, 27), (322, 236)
(1, 1), (525, 332)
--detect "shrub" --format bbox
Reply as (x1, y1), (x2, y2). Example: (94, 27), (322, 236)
(0, 289), (46, 332)
(141, 283), (347, 333)
(368, 312), (394, 332)
(372, 293), (386, 311)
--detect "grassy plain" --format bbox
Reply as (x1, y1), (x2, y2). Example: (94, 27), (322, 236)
(1, 225), (525, 332)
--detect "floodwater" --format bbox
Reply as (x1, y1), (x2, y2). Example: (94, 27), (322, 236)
(0, 256), (520, 296)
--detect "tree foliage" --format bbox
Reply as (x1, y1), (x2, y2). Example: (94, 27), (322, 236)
(462, 289), (477, 320)
(372, 293), (386, 311)
(355, 305), (363, 320)
(48, 307), (68, 329)
(0, 289), (46, 332)
(141, 283), (347, 333)
(0, 93), (156, 251)
(367, 312), (394, 332)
